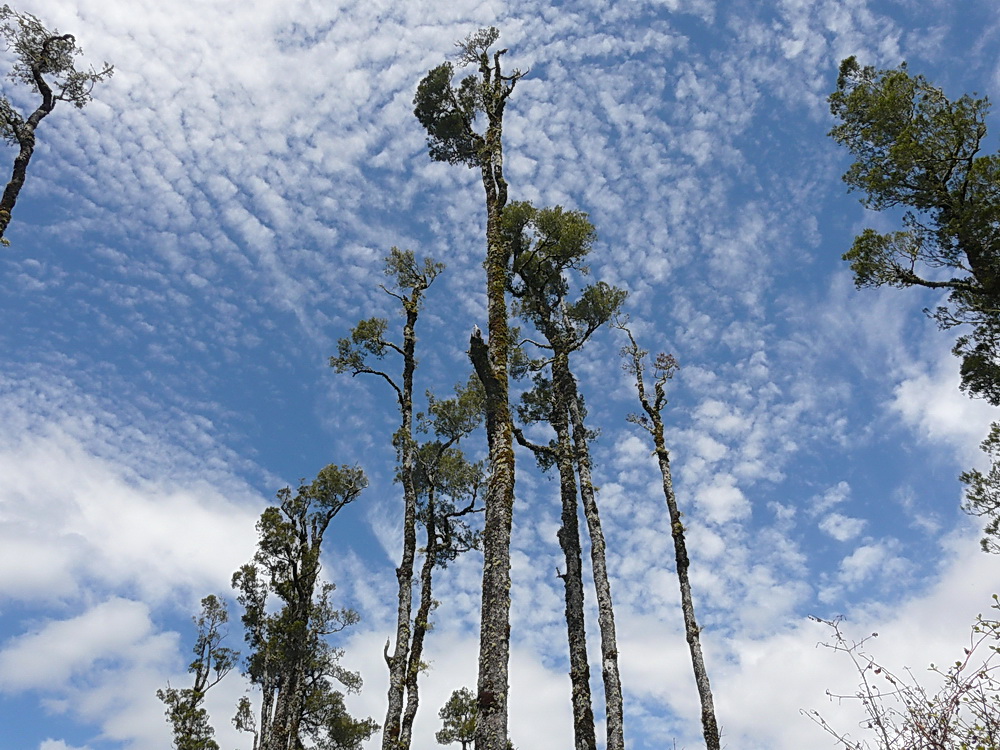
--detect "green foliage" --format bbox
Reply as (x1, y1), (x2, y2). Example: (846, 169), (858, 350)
(504, 201), (626, 351)
(435, 688), (516, 750)
(413, 62), (483, 167)
(331, 317), (390, 372)
(384, 246), (445, 293)
(421, 377), (486, 442)
(157, 595), (238, 750)
(455, 27), (501, 68)
(0, 4), (113, 118)
(436, 687), (478, 749)
(828, 57), (1000, 404)
(231, 464), (377, 750)
(330, 249), (443, 388)
(829, 58), (1000, 553)
(961, 424), (1000, 554)
(505, 201), (596, 292)
(829, 56), (990, 211)
(413, 26), (521, 171)
(414, 379), (486, 566)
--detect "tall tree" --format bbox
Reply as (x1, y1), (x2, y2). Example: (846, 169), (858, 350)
(231, 464), (378, 750)
(414, 27), (524, 750)
(505, 201), (627, 750)
(616, 322), (720, 750)
(828, 58), (1000, 551)
(157, 595), (239, 750)
(330, 248), (443, 749)
(0, 5), (112, 243)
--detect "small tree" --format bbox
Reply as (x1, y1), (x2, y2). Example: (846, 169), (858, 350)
(436, 688), (516, 750)
(157, 595), (238, 750)
(437, 688), (478, 750)
(231, 464), (378, 750)
(807, 602), (1000, 749)
(0, 5), (112, 242)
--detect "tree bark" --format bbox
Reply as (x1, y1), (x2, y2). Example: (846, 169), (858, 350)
(0, 35), (57, 241)
(382, 302), (420, 750)
(568, 389), (625, 750)
(470, 50), (518, 750)
(624, 328), (720, 750)
(552, 354), (598, 750)
(399, 491), (437, 747)
(652, 432), (720, 750)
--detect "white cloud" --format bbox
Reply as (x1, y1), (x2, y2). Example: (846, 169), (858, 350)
(0, 599), (155, 692)
(819, 512), (866, 541)
(694, 476), (751, 524)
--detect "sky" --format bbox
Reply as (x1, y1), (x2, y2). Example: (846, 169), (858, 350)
(1, 0), (999, 748)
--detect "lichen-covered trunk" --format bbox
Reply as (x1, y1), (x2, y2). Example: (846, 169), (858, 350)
(552, 354), (598, 750)
(652, 419), (719, 750)
(0, 126), (36, 241)
(568, 389), (625, 750)
(470, 99), (516, 750)
(399, 500), (437, 747)
(382, 307), (420, 750)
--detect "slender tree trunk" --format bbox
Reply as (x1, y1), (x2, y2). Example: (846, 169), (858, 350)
(0, 41), (56, 242)
(652, 429), (720, 750)
(552, 354), (598, 750)
(567, 389), (625, 750)
(382, 305), (420, 750)
(622, 327), (720, 750)
(399, 493), (437, 747)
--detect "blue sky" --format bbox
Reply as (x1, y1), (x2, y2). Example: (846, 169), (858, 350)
(1, 0), (999, 748)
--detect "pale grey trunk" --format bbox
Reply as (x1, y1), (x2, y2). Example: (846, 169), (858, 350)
(568, 390), (625, 750)
(382, 305), (420, 750)
(552, 354), (598, 750)
(399, 494), (436, 747)
(653, 438), (720, 750)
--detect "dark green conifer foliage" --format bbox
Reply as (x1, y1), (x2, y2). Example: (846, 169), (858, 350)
(0, 5), (112, 242)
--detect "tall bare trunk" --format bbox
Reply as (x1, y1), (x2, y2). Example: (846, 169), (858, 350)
(620, 327), (720, 750)
(552, 355), (599, 750)
(568, 390), (625, 750)
(653, 437), (719, 750)
(382, 304), (420, 749)
(399, 494), (437, 747)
